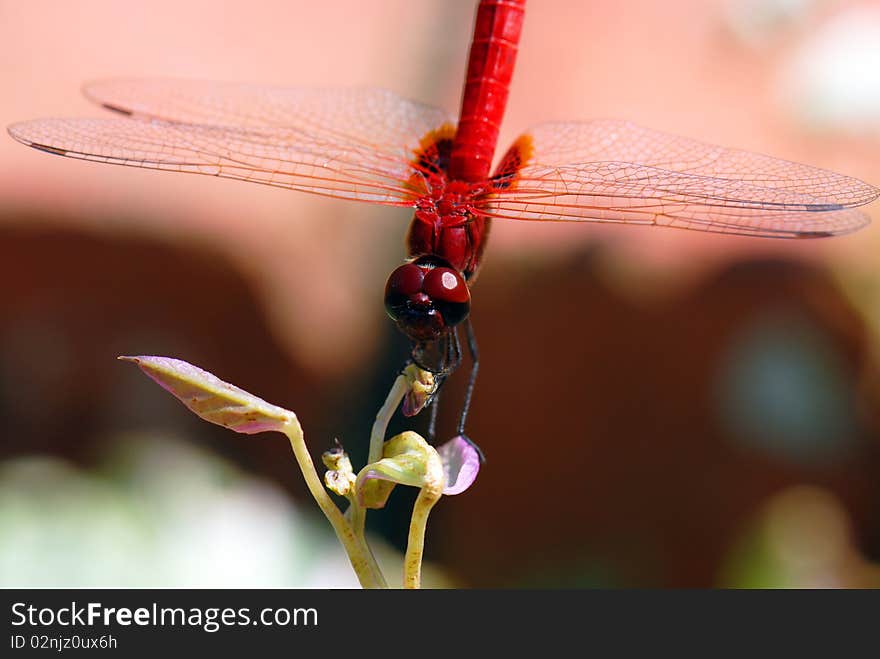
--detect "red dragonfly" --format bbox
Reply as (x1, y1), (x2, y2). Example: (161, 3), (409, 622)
(8, 0), (879, 450)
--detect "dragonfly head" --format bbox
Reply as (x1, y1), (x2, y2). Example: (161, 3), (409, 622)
(384, 256), (471, 343)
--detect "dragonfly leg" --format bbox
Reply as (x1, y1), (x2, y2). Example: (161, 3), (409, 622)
(427, 386), (442, 443)
(426, 328), (460, 442)
(457, 319), (479, 435)
(457, 319), (485, 463)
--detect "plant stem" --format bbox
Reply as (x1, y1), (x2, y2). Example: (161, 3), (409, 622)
(282, 417), (387, 589)
(403, 485), (442, 589)
(346, 497), (367, 547)
(369, 374), (408, 464)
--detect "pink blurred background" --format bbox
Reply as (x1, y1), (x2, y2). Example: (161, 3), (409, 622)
(1, 0), (879, 587)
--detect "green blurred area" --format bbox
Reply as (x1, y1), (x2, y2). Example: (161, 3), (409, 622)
(0, 436), (349, 587)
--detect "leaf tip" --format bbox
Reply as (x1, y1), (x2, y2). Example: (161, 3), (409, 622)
(117, 354), (296, 436)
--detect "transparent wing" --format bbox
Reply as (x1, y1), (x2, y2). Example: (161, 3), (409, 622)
(9, 80), (455, 204)
(486, 120), (879, 237)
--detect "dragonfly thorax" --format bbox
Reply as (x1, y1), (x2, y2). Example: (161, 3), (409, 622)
(407, 182), (490, 279)
(384, 256), (471, 342)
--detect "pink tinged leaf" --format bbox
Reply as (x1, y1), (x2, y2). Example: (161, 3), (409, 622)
(119, 356), (295, 434)
(437, 436), (480, 495)
(356, 431), (443, 509)
(401, 364), (436, 417)
(401, 391), (424, 417)
(356, 477), (396, 511)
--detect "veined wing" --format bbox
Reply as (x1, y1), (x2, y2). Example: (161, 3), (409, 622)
(485, 120), (879, 238)
(9, 80), (455, 205)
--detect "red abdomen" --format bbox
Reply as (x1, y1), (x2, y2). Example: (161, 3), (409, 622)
(448, 0), (526, 183)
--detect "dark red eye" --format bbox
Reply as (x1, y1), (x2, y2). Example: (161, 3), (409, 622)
(385, 263), (424, 298)
(384, 261), (471, 336)
(423, 267), (470, 304)
(423, 267), (470, 328)
(385, 263), (425, 322)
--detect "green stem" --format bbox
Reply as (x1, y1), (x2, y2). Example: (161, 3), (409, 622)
(282, 417), (386, 589)
(347, 496), (366, 536)
(403, 485), (442, 589)
(347, 501), (385, 587)
(355, 375), (409, 585)
(369, 374), (408, 464)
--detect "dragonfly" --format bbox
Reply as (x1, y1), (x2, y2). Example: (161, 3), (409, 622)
(8, 0), (879, 453)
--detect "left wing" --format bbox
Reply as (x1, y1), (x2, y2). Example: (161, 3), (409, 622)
(8, 79), (455, 206)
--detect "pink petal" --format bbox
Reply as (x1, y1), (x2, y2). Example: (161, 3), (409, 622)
(437, 436), (480, 495)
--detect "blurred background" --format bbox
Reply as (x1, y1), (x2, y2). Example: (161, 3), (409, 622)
(1, 0), (879, 588)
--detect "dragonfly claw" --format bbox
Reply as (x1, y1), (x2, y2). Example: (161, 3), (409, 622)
(457, 433), (486, 465)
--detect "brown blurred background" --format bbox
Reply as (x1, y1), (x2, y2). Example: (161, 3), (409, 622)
(1, 0), (879, 587)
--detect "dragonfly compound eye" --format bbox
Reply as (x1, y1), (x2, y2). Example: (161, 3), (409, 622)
(384, 262), (471, 341)
(384, 263), (425, 318)
(422, 266), (470, 326)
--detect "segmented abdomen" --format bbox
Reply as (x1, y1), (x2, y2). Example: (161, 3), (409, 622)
(448, 0), (526, 183)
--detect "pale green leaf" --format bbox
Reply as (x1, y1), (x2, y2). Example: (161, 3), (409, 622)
(119, 355), (295, 434)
